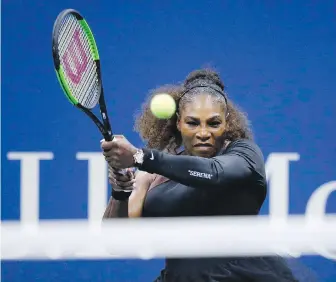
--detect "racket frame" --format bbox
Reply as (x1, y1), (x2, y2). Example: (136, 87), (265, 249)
(52, 9), (114, 141)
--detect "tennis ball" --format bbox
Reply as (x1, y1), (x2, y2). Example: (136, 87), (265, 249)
(150, 93), (176, 119)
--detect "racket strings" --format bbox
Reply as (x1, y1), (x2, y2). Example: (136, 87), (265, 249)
(58, 14), (100, 109)
(70, 26), (98, 107)
(61, 16), (98, 107)
(59, 16), (95, 95)
(77, 59), (99, 107)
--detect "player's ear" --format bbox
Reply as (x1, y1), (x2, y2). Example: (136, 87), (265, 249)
(176, 113), (181, 132)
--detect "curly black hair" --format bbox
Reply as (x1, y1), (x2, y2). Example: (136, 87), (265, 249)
(134, 69), (253, 153)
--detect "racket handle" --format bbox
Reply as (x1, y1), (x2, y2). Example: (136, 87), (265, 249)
(114, 167), (136, 176)
(104, 133), (113, 142)
(102, 135), (128, 175)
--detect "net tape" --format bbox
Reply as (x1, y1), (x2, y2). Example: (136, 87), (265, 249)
(1, 215), (335, 260)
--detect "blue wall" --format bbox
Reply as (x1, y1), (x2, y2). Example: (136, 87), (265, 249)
(2, 1), (335, 281)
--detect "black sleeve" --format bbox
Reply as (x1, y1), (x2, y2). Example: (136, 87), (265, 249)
(138, 139), (266, 189)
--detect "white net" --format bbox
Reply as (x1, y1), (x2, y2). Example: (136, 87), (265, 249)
(1, 215), (335, 261)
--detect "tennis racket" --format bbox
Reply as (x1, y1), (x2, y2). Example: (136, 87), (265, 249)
(52, 9), (133, 179)
(52, 9), (113, 141)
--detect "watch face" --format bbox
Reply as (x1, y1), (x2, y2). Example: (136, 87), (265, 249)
(134, 150), (144, 164)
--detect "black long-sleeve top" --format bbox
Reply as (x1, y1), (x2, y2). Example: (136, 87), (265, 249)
(140, 139), (266, 217)
(138, 139), (298, 282)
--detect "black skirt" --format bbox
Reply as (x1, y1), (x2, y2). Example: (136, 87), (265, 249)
(153, 256), (318, 282)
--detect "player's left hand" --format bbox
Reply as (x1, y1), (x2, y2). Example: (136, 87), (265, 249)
(101, 135), (138, 169)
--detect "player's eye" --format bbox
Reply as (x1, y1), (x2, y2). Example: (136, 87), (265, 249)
(186, 121), (198, 126)
(208, 121), (221, 128)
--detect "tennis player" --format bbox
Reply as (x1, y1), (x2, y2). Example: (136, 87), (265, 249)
(102, 69), (300, 281)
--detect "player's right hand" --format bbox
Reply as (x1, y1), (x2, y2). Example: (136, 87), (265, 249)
(108, 165), (135, 191)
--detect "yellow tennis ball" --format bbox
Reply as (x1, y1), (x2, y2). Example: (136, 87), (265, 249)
(150, 93), (176, 119)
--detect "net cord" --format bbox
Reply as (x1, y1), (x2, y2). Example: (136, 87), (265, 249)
(1, 215), (335, 260)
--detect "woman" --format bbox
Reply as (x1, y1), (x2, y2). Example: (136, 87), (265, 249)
(101, 69), (299, 281)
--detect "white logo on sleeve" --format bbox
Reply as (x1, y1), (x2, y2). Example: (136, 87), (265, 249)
(150, 151), (154, 160)
(188, 170), (212, 179)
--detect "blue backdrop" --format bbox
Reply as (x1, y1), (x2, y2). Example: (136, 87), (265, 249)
(2, 1), (335, 281)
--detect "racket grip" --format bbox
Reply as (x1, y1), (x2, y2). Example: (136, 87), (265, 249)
(103, 148), (125, 175)
(103, 132), (113, 142)
(102, 135), (128, 175)
(115, 168), (127, 175)
(114, 167), (136, 176)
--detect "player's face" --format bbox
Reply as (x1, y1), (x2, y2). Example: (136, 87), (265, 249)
(177, 94), (227, 157)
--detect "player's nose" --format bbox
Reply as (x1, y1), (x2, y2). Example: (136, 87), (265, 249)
(196, 128), (211, 141)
